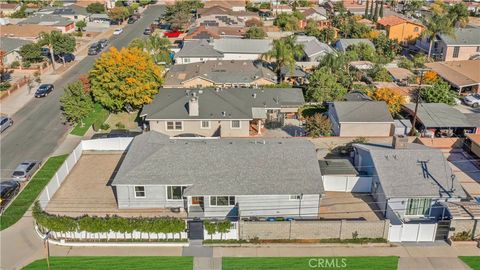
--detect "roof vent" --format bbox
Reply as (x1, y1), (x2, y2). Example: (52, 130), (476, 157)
(221, 111), (226, 117)
(252, 93), (257, 98)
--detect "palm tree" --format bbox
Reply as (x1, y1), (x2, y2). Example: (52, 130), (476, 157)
(38, 31), (63, 70)
(145, 36), (171, 64)
(263, 36), (304, 82)
(422, 14), (454, 60)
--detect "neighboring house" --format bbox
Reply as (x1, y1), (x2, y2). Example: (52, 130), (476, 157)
(163, 60), (276, 88)
(335, 38), (375, 52)
(296, 36), (334, 62)
(299, 7), (330, 29)
(374, 82), (413, 103)
(377, 15), (424, 43)
(349, 60), (374, 70)
(0, 37), (32, 65)
(175, 39), (272, 64)
(465, 113), (480, 134)
(204, 1), (246, 12)
(415, 27), (480, 61)
(425, 60), (480, 94)
(141, 88), (305, 137)
(352, 139), (466, 224)
(386, 67), (414, 83)
(196, 6), (260, 27)
(466, 134), (480, 158)
(37, 4), (90, 22)
(328, 101), (394, 137)
(0, 3), (20, 16)
(0, 24), (55, 41)
(18, 15), (75, 33)
(271, 4), (293, 14)
(402, 103), (475, 137)
(110, 131), (324, 219)
(184, 25), (245, 40)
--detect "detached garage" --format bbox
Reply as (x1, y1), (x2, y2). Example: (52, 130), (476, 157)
(319, 159), (372, 193)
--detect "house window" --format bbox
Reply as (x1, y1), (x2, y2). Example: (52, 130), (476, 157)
(231, 120), (241, 129)
(414, 27), (419, 32)
(405, 198), (431, 216)
(166, 121), (183, 131)
(453, 46), (460, 58)
(167, 186), (187, 200)
(184, 58), (190, 63)
(210, 196), (236, 206)
(134, 186), (146, 198)
(201, 120), (210, 129)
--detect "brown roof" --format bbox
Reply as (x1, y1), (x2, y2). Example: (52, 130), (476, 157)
(198, 5), (256, 17)
(425, 60), (480, 88)
(0, 3), (19, 9)
(467, 134), (480, 145)
(0, 24), (55, 40)
(204, 1), (246, 9)
(378, 15), (423, 27)
(184, 25), (245, 40)
(386, 67), (414, 81)
(374, 82), (414, 97)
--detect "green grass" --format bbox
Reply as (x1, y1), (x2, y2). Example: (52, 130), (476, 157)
(0, 155), (68, 231)
(22, 256), (193, 270)
(459, 256), (480, 270)
(70, 103), (109, 136)
(223, 256), (399, 270)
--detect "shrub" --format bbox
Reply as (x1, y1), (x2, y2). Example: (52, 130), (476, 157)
(10, 61), (20, 69)
(451, 231), (472, 241)
(115, 122), (126, 129)
(100, 123), (110, 130)
(0, 82), (11, 91)
(305, 113), (332, 138)
(22, 61), (31, 68)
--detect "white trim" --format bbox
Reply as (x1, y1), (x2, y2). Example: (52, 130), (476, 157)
(200, 120), (211, 129)
(165, 121), (184, 131)
(166, 185), (187, 201)
(134, 186), (146, 198)
(209, 195), (236, 207)
(289, 194), (301, 200)
(230, 120), (241, 129)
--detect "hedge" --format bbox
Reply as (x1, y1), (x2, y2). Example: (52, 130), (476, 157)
(33, 202), (186, 238)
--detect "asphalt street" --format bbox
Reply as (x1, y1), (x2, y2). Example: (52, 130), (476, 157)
(0, 5), (165, 179)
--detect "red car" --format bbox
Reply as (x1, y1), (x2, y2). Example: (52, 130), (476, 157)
(164, 30), (181, 38)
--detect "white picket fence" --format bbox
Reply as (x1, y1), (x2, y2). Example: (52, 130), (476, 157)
(203, 221), (239, 240)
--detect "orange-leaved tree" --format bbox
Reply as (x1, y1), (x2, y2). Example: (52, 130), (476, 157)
(368, 88), (406, 115)
(89, 47), (163, 112)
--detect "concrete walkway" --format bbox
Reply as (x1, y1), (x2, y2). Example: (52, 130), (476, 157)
(398, 257), (472, 270)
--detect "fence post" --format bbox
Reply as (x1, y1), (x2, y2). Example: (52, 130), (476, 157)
(339, 220), (344, 240)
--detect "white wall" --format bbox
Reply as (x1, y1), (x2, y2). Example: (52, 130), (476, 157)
(322, 176), (372, 192)
(222, 53), (263, 61)
(388, 222), (437, 242)
(81, 138), (133, 151)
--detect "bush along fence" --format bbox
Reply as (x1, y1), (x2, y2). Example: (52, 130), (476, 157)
(33, 202), (187, 242)
(203, 220), (235, 240)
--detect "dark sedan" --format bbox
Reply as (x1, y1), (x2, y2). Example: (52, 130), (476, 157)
(0, 180), (20, 213)
(34, 84), (54, 98)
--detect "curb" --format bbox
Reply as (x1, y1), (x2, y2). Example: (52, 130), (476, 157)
(203, 243), (393, 248)
(34, 225), (189, 247)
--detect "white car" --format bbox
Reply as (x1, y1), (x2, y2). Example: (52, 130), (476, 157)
(463, 94), (480, 108)
(113, 29), (123, 35)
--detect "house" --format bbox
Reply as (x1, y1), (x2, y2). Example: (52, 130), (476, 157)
(163, 60), (276, 88)
(174, 39), (272, 64)
(296, 36), (334, 62)
(0, 24), (55, 41)
(466, 134), (480, 158)
(0, 3), (20, 16)
(335, 38), (375, 52)
(110, 131), (324, 219)
(352, 139), (467, 236)
(37, 4), (90, 22)
(271, 4), (293, 14)
(425, 60), (480, 94)
(0, 37), (32, 65)
(342, 91), (373, 102)
(196, 5), (260, 27)
(18, 15), (75, 33)
(465, 113), (480, 134)
(203, 1), (246, 12)
(141, 88), (305, 137)
(349, 60), (374, 70)
(374, 82), (413, 103)
(184, 25), (245, 40)
(299, 7), (330, 29)
(402, 103), (475, 137)
(416, 27), (480, 61)
(377, 15), (424, 43)
(328, 101), (394, 137)
(385, 67), (414, 83)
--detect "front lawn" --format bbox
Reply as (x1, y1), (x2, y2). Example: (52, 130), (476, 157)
(23, 256), (193, 270)
(70, 103), (109, 136)
(223, 256), (399, 270)
(460, 256), (480, 270)
(0, 155), (68, 231)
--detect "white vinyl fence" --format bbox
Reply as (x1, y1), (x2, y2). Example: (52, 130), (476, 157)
(203, 221), (239, 240)
(388, 222), (437, 242)
(322, 176), (372, 192)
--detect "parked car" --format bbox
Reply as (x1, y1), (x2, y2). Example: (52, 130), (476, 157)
(11, 161), (41, 181)
(0, 71), (11, 82)
(0, 180), (20, 214)
(127, 17), (137, 24)
(113, 28), (124, 35)
(463, 94), (480, 108)
(54, 53), (75, 63)
(88, 43), (102, 55)
(110, 19), (122, 25)
(159, 23), (171, 30)
(143, 28), (152, 35)
(0, 116), (13, 133)
(34, 84), (54, 98)
(164, 30), (181, 38)
(98, 39), (108, 49)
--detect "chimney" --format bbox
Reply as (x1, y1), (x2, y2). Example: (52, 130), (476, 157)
(188, 93), (199, 117)
(392, 135), (408, 149)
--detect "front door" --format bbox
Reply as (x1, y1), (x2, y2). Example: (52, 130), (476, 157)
(191, 196), (203, 205)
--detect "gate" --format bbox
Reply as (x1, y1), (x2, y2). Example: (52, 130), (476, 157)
(187, 220), (204, 240)
(435, 220), (451, 241)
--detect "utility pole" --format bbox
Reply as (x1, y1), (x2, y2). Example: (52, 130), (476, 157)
(409, 68), (430, 136)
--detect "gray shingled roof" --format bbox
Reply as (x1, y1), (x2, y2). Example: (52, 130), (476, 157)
(175, 39), (223, 58)
(0, 37), (31, 53)
(465, 113), (480, 127)
(164, 60), (276, 86)
(335, 39), (375, 52)
(19, 14), (73, 26)
(319, 159), (358, 176)
(403, 103), (473, 128)
(296, 36), (333, 59)
(330, 101), (394, 123)
(439, 27), (480, 46)
(354, 143), (467, 199)
(111, 132), (324, 196)
(213, 38), (272, 54)
(142, 88), (305, 120)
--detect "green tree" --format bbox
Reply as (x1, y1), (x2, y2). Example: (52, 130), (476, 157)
(216, 221), (231, 240)
(38, 31), (76, 69)
(244, 26), (266, 39)
(145, 36), (172, 64)
(369, 65), (392, 82)
(130, 2), (140, 11)
(346, 43), (377, 62)
(447, 3), (469, 27)
(139, 0), (152, 5)
(108, 6), (130, 21)
(9, 5), (26, 18)
(422, 14), (454, 59)
(164, 0), (203, 30)
(402, 0), (425, 16)
(86, 2), (105, 14)
(305, 113), (332, 138)
(19, 43), (43, 63)
(379, 0), (384, 18)
(89, 47), (163, 112)
(373, 0), (379, 22)
(60, 81), (94, 125)
(204, 221), (216, 240)
(420, 79), (458, 105)
(372, 33), (400, 63)
(263, 36), (304, 81)
(76, 20), (87, 32)
(274, 12), (304, 31)
(128, 38), (146, 50)
(306, 67), (348, 103)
